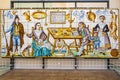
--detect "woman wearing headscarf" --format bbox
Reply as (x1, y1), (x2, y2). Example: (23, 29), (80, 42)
(26, 22), (51, 56)
(94, 15), (111, 50)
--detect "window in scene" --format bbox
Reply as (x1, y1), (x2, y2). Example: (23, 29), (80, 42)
(77, 2), (108, 8)
(45, 3), (75, 8)
(14, 3), (43, 8)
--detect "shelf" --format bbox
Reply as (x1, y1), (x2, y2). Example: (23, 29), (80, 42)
(1, 56), (119, 59)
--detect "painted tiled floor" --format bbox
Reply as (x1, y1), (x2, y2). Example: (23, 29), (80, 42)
(0, 69), (120, 80)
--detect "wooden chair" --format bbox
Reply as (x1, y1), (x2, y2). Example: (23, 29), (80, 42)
(86, 28), (94, 54)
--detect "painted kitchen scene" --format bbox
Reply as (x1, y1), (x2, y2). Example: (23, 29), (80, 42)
(0, 9), (119, 58)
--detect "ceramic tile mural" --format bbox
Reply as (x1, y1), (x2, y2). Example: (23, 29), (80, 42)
(0, 9), (119, 58)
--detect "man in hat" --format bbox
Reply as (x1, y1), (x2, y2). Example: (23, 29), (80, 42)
(5, 15), (24, 56)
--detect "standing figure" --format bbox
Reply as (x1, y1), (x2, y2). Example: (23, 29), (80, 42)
(94, 15), (111, 50)
(26, 22), (51, 57)
(109, 10), (118, 41)
(5, 15), (24, 56)
(93, 32), (101, 50)
(77, 22), (91, 56)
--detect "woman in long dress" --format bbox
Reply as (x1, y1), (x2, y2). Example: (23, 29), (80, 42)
(94, 15), (111, 50)
(26, 22), (51, 57)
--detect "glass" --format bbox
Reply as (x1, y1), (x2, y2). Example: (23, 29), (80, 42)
(77, 2), (107, 8)
(45, 2), (75, 8)
(14, 3), (43, 8)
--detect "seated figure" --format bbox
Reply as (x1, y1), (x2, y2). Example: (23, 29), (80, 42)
(26, 22), (51, 57)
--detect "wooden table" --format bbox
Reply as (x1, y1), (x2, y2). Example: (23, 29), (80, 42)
(47, 27), (83, 54)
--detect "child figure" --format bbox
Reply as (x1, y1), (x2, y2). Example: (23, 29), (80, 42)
(56, 39), (67, 54)
(93, 32), (101, 50)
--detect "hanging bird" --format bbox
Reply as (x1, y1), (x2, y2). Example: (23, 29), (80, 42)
(78, 10), (85, 20)
(103, 10), (110, 15)
(72, 10), (85, 20)
(7, 11), (13, 19)
(96, 10), (102, 15)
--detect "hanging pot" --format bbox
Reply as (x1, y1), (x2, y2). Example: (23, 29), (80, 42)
(110, 49), (119, 57)
(23, 11), (31, 22)
(66, 13), (70, 20)
(87, 10), (96, 22)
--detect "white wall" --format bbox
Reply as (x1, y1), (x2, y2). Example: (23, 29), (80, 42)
(0, 0), (10, 9)
(109, 0), (120, 8)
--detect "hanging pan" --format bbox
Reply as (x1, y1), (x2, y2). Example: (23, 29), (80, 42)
(32, 10), (47, 20)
